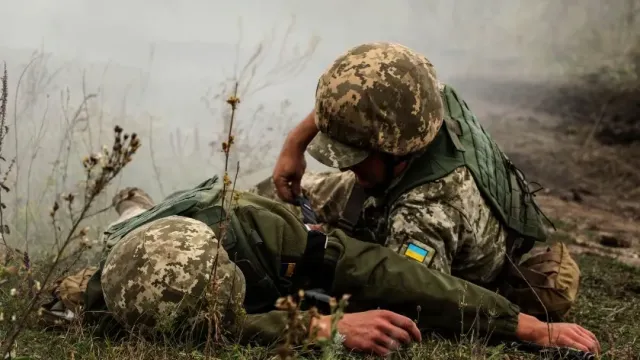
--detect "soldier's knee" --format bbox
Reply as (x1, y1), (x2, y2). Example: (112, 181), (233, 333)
(500, 242), (580, 322)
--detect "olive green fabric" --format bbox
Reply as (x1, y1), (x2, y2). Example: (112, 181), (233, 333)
(499, 242), (580, 322)
(387, 84), (549, 243)
(84, 181), (522, 346)
(100, 176), (224, 251)
(199, 191), (522, 344)
(325, 228), (520, 338)
(85, 176), (303, 318)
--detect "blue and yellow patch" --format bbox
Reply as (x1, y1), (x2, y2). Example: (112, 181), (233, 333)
(405, 243), (429, 262)
(400, 241), (436, 266)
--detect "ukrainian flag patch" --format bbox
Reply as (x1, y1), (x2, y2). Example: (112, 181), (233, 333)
(405, 243), (428, 262)
(400, 240), (436, 266)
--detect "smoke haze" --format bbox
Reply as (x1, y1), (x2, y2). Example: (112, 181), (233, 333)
(0, 0), (626, 239)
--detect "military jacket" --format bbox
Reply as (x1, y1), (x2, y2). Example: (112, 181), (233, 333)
(86, 177), (521, 346)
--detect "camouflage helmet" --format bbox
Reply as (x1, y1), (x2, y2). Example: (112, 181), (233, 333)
(101, 215), (246, 336)
(307, 42), (444, 169)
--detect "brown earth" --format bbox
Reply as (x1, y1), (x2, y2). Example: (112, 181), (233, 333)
(454, 77), (640, 267)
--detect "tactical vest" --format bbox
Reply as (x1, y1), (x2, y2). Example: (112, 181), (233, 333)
(84, 176), (290, 327)
(340, 84), (549, 248)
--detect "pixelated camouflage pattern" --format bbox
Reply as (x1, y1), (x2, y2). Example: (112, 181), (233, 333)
(251, 167), (507, 284)
(386, 167), (507, 283)
(308, 42), (444, 168)
(101, 215), (246, 332)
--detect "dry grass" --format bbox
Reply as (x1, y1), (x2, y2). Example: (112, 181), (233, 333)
(0, 66), (143, 358)
(0, 250), (638, 359)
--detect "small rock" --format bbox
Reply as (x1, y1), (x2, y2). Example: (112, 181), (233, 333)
(598, 233), (632, 248)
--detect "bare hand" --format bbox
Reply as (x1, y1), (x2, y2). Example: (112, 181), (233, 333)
(273, 144), (307, 203)
(516, 313), (600, 354)
(313, 310), (421, 356)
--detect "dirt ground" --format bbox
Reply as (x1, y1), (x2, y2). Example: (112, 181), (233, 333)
(455, 77), (640, 268)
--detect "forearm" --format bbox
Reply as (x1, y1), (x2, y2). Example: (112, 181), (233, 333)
(283, 110), (318, 152)
(326, 230), (520, 339)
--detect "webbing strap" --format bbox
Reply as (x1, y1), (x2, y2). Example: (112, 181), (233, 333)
(337, 184), (367, 235)
(296, 195), (318, 224)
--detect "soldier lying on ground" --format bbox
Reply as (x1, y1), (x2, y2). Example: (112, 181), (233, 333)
(254, 41), (580, 322)
(43, 184), (600, 357)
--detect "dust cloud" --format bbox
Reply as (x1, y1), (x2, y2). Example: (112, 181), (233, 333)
(0, 0), (621, 243)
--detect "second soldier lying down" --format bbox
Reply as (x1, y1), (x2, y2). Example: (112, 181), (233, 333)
(52, 181), (600, 356)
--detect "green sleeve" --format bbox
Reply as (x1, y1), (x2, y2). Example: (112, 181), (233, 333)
(326, 229), (520, 339)
(235, 310), (314, 346)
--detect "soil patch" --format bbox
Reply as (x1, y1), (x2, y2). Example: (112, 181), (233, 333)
(450, 75), (640, 267)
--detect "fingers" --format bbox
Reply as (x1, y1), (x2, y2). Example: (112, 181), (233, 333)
(378, 321), (412, 345)
(567, 340), (591, 353)
(291, 179), (302, 199)
(374, 333), (401, 354)
(369, 311), (421, 357)
(554, 325), (601, 355)
(564, 325), (599, 354)
(577, 327), (601, 353)
(381, 310), (422, 342)
(571, 327), (601, 354)
(273, 173), (303, 204)
(351, 337), (393, 357)
(274, 176), (295, 203)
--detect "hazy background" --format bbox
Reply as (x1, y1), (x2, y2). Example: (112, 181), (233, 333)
(0, 0), (632, 246)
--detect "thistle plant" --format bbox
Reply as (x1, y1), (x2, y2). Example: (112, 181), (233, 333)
(1, 124), (141, 358)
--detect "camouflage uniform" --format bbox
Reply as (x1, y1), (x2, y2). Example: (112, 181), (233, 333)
(42, 42), (577, 348)
(253, 167), (508, 284)
(251, 42), (509, 285)
(253, 42), (580, 321)
(90, 184), (522, 346)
